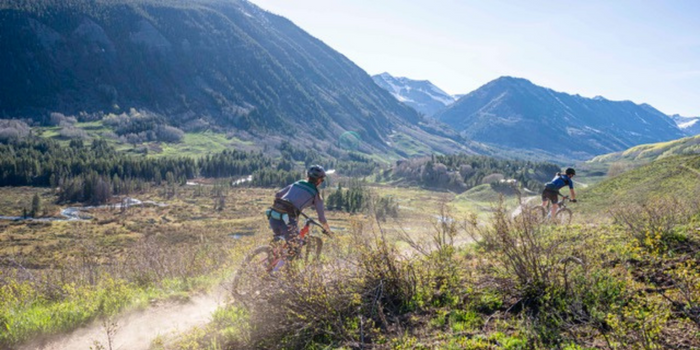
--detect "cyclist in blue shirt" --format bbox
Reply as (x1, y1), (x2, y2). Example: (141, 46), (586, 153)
(541, 168), (577, 219)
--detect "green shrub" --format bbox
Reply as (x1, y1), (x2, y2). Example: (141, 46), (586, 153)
(449, 309), (482, 332)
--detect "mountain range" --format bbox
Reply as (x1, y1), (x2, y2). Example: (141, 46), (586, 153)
(0, 0), (696, 163)
(0, 0), (469, 158)
(372, 73), (696, 161)
(371, 73), (456, 117)
(434, 77), (686, 160)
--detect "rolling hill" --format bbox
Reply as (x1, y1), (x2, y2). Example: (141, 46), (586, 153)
(578, 154), (700, 215)
(589, 134), (700, 164)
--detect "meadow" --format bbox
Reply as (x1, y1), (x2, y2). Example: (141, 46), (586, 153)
(1, 155), (700, 349)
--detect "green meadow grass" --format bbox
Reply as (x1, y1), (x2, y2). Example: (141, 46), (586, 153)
(389, 132), (434, 158)
(577, 154), (700, 216)
(591, 134), (700, 164)
(34, 121), (255, 158)
(453, 184), (520, 219)
(153, 132), (254, 158)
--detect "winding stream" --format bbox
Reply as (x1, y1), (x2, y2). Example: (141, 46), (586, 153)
(0, 197), (166, 222)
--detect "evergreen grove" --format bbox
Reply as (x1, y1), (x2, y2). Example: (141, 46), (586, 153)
(0, 138), (272, 204)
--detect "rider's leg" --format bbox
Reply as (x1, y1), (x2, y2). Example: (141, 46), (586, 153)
(269, 214), (298, 239)
(268, 217), (298, 272)
(550, 203), (558, 219)
(541, 190), (548, 208)
(268, 218), (289, 265)
(542, 189), (558, 219)
(542, 189), (556, 218)
(269, 217), (288, 241)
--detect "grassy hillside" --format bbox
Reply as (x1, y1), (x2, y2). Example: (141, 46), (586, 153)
(590, 134), (700, 164)
(33, 122), (255, 158)
(577, 154), (700, 216)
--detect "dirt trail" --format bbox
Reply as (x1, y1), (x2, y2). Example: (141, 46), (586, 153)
(20, 290), (228, 350)
(511, 196), (539, 218)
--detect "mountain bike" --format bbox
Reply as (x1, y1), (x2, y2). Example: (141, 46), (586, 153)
(532, 196), (575, 225)
(231, 212), (332, 301)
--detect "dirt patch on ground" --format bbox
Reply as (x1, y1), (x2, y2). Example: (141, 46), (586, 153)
(20, 291), (228, 350)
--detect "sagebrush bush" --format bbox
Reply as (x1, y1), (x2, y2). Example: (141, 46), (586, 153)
(223, 213), (474, 349)
(611, 198), (700, 254)
(461, 201), (663, 347)
(466, 203), (567, 302)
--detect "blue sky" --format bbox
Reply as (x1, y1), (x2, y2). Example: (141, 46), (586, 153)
(248, 0), (700, 116)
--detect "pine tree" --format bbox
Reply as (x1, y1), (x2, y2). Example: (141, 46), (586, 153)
(31, 193), (42, 217)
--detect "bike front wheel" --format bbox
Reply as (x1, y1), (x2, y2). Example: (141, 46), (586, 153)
(231, 245), (275, 301)
(555, 208), (573, 225)
(302, 236), (323, 263)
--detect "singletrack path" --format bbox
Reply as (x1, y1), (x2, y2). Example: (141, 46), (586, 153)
(19, 291), (227, 350)
(511, 196), (539, 218)
(681, 163), (700, 179)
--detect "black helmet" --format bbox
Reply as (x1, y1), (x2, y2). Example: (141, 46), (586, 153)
(307, 165), (326, 180)
(565, 168), (576, 176)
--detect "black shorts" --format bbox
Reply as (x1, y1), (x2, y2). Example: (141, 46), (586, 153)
(541, 188), (559, 203)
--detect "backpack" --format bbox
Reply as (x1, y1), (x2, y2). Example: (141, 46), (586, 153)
(556, 173), (571, 186)
(546, 173), (569, 190)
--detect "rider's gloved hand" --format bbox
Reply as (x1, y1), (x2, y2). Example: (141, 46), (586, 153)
(322, 222), (333, 236)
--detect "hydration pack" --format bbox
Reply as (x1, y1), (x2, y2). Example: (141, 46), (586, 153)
(558, 173), (571, 186)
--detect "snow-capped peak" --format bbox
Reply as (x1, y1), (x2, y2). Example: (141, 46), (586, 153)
(372, 72), (459, 117)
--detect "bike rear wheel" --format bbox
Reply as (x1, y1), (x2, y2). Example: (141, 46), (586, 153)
(555, 208), (572, 225)
(531, 206), (547, 222)
(231, 245), (275, 301)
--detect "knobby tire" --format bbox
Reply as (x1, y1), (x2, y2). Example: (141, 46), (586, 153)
(531, 206), (547, 223)
(231, 245), (274, 301)
(555, 208), (573, 225)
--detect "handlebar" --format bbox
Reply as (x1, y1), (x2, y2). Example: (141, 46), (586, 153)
(299, 211), (333, 237)
(561, 196), (577, 203)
